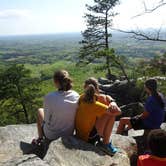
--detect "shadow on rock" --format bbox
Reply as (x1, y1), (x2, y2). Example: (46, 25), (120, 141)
(20, 140), (50, 159)
(61, 136), (106, 156)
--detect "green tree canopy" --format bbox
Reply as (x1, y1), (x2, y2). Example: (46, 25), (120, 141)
(79, 0), (130, 80)
(0, 64), (41, 125)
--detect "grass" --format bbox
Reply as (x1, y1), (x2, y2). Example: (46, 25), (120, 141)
(25, 61), (106, 95)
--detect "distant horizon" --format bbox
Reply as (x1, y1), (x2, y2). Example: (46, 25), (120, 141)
(0, 0), (165, 36)
(0, 31), (82, 37)
(0, 27), (165, 38)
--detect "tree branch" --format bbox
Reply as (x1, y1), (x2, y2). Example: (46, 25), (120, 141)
(132, 0), (166, 18)
(111, 28), (166, 42)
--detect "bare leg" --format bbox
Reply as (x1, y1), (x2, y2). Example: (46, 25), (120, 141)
(103, 116), (115, 144)
(96, 113), (115, 144)
(37, 108), (44, 138)
(95, 114), (108, 137)
(116, 117), (132, 135)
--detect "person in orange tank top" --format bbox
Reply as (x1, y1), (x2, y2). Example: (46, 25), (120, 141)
(137, 129), (166, 166)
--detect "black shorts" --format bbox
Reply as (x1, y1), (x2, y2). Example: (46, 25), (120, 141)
(88, 126), (101, 145)
(130, 117), (147, 130)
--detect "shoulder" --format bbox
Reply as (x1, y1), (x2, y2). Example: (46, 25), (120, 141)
(98, 94), (106, 98)
(45, 92), (58, 99)
(44, 92), (59, 104)
(69, 90), (79, 97)
(67, 90), (80, 101)
(138, 154), (151, 162)
(146, 96), (155, 104)
(78, 94), (84, 101)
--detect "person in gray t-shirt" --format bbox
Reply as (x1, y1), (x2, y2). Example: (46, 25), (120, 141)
(32, 70), (79, 144)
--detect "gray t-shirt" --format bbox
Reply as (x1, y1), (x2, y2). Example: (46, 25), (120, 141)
(43, 90), (79, 140)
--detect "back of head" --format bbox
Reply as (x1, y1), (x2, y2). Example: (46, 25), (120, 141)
(53, 70), (72, 91)
(84, 77), (99, 93)
(83, 84), (96, 104)
(148, 129), (166, 158)
(145, 78), (164, 108)
(145, 78), (157, 92)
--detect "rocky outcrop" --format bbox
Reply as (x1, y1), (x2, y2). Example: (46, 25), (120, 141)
(98, 78), (142, 106)
(0, 124), (137, 166)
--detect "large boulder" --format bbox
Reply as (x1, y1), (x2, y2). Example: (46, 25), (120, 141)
(99, 80), (142, 105)
(0, 124), (137, 166)
(98, 77), (113, 85)
(44, 136), (130, 166)
(117, 102), (144, 120)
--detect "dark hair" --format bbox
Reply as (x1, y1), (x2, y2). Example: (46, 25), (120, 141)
(145, 79), (164, 108)
(84, 77), (99, 93)
(83, 84), (96, 103)
(53, 70), (72, 91)
(148, 129), (166, 158)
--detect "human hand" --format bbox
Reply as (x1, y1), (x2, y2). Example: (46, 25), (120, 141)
(108, 102), (118, 112)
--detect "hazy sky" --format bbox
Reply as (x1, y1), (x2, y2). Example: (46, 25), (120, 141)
(0, 0), (165, 35)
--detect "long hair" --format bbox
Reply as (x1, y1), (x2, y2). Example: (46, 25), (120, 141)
(84, 77), (99, 94)
(53, 70), (72, 91)
(83, 84), (96, 103)
(145, 79), (164, 109)
(148, 129), (166, 158)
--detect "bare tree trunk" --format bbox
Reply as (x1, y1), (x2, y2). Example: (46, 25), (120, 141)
(16, 85), (29, 124)
(113, 58), (130, 83)
(105, 10), (111, 76)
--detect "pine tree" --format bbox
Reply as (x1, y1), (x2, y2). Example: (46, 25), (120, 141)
(0, 64), (41, 125)
(79, 0), (119, 76)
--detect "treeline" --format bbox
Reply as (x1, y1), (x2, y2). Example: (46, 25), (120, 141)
(0, 64), (42, 125)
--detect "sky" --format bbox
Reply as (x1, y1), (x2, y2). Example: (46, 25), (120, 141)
(0, 0), (165, 35)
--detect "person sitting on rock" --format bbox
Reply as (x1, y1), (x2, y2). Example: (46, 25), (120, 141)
(137, 129), (166, 166)
(83, 77), (121, 145)
(116, 79), (165, 135)
(32, 70), (79, 145)
(75, 84), (121, 155)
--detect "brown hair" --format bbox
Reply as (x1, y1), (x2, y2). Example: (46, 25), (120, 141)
(145, 79), (164, 109)
(148, 129), (166, 158)
(83, 84), (96, 103)
(53, 70), (72, 91)
(84, 77), (99, 93)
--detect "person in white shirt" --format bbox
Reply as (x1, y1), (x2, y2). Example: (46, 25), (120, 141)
(33, 70), (79, 144)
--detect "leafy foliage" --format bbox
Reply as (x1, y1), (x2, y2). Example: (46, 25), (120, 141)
(79, 0), (119, 75)
(150, 53), (166, 75)
(0, 64), (41, 125)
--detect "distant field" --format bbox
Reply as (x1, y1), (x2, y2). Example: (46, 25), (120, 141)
(0, 32), (165, 65)
(25, 61), (106, 95)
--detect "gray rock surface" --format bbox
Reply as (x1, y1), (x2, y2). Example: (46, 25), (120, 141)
(0, 124), (138, 166)
(98, 77), (113, 85)
(99, 79), (142, 105)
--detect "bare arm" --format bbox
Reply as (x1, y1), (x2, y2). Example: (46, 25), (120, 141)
(135, 109), (149, 119)
(106, 95), (114, 102)
(139, 110), (149, 119)
(108, 101), (121, 116)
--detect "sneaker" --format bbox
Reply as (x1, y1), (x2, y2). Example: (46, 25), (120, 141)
(31, 137), (43, 146)
(96, 142), (117, 156)
(108, 142), (118, 154)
